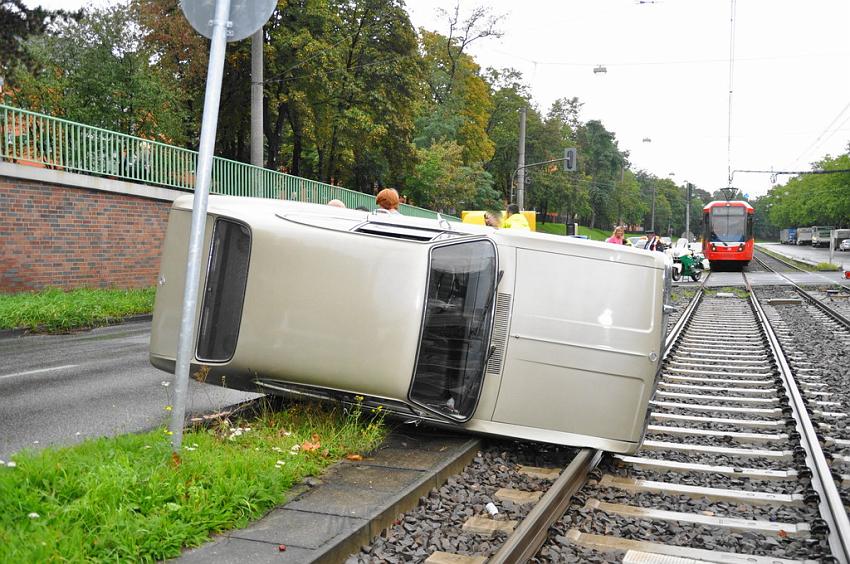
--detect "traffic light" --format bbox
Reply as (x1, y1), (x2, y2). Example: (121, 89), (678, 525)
(563, 148), (577, 172)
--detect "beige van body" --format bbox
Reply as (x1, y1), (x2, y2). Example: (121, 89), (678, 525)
(150, 195), (671, 454)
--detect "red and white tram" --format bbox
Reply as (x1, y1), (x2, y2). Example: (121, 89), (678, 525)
(702, 200), (754, 268)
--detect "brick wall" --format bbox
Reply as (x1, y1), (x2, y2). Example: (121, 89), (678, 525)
(0, 175), (172, 292)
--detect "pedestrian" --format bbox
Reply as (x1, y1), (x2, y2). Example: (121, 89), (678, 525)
(644, 231), (664, 252)
(375, 188), (400, 213)
(504, 204), (530, 230)
(484, 210), (502, 228)
(606, 226), (626, 245)
(327, 199), (346, 208)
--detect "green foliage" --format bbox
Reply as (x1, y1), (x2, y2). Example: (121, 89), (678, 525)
(0, 1), (80, 76)
(0, 402), (385, 562)
(766, 153), (850, 230)
(3, 0), (723, 228)
(11, 2), (186, 143)
(404, 140), (497, 212)
(0, 287), (155, 332)
(815, 262), (841, 271)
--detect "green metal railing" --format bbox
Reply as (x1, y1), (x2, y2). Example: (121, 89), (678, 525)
(0, 104), (447, 219)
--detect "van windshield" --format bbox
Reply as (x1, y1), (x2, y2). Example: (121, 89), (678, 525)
(410, 240), (497, 421)
(709, 206), (746, 243)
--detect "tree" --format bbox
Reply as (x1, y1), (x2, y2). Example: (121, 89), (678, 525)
(416, 29), (494, 164)
(577, 120), (626, 228)
(12, 2), (185, 142)
(1, 1), (80, 78)
(482, 68), (533, 201)
(403, 140), (495, 212)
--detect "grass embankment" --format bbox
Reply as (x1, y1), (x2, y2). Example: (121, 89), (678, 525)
(0, 287), (155, 333)
(536, 223), (611, 240)
(0, 400), (385, 562)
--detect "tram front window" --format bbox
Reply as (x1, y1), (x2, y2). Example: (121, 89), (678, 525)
(410, 240), (497, 422)
(710, 207), (746, 243)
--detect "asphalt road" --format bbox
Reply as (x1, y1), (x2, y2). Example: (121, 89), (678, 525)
(0, 320), (260, 460)
(759, 241), (849, 269)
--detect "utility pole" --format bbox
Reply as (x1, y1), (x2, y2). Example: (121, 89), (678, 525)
(685, 182), (692, 241)
(516, 106), (527, 209)
(251, 29), (263, 167)
(251, 28), (263, 194)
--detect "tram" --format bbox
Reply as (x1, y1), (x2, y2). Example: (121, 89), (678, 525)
(702, 200), (754, 268)
(150, 195), (672, 454)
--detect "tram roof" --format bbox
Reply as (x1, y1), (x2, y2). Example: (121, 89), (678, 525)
(703, 200), (754, 211)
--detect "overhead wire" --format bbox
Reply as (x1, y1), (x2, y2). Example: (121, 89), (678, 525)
(726, 0), (736, 187)
(791, 100), (850, 166)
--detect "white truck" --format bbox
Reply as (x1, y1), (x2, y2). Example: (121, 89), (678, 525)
(796, 227), (813, 246)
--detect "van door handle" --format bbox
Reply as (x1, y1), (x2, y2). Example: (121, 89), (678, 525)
(663, 305), (677, 314)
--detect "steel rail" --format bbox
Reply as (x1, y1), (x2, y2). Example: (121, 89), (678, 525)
(664, 287), (704, 359)
(489, 287), (703, 562)
(750, 292), (850, 564)
(488, 448), (602, 564)
(753, 253), (850, 330)
(753, 247), (808, 273)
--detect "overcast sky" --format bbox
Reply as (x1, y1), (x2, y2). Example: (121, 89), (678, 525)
(25, 0), (850, 198)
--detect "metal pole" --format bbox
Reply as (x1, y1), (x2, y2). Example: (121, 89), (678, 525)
(251, 28), (264, 196)
(685, 182), (691, 241)
(650, 183), (656, 232)
(170, 0), (232, 452)
(516, 106), (527, 209)
(830, 229), (835, 266)
(251, 29), (263, 168)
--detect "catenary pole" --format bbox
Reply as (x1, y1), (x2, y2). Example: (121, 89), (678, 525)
(251, 29), (263, 169)
(170, 0), (232, 452)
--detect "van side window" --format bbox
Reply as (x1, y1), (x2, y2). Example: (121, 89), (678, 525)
(410, 240), (497, 421)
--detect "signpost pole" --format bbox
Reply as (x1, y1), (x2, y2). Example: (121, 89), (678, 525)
(169, 0), (232, 452)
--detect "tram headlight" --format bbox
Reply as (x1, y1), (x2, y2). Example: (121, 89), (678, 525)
(711, 244), (716, 252)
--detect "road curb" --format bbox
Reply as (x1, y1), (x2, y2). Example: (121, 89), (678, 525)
(176, 431), (482, 563)
(311, 436), (482, 564)
(0, 314), (152, 340)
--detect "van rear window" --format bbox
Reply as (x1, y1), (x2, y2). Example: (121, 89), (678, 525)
(410, 240), (497, 421)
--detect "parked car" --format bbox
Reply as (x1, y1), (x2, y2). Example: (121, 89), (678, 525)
(839, 239), (850, 252)
(627, 236), (647, 248)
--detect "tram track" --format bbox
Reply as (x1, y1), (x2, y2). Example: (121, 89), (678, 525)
(540, 289), (839, 563)
(349, 280), (850, 563)
(537, 276), (850, 562)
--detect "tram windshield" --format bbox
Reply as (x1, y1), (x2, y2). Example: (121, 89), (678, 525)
(709, 206), (747, 243)
(410, 240), (497, 421)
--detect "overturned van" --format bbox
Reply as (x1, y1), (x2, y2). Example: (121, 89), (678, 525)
(150, 196), (672, 454)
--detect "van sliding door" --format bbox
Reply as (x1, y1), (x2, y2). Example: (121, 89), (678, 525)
(409, 240), (497, 422)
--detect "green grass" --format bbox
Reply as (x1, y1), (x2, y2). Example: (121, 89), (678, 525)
(815, 262), (842, 271)
(535, 223), (610, 240)
(756, 246), (817, 272)
(0, 400), (385, 562)
(0, 287), (155, 333)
